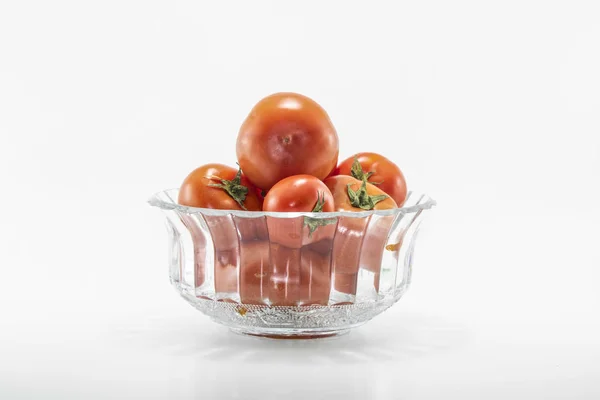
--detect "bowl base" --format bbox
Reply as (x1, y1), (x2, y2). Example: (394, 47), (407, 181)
(182, 292), (403, 338)
(230, 327), (350, 340)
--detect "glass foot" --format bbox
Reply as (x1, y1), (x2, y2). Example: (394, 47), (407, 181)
(230, 327), (350, 340)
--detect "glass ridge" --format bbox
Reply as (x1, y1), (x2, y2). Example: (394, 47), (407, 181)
(148, 189), (436, 218)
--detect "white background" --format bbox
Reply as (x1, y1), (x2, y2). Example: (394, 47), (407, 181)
(1, 1), (599, 399)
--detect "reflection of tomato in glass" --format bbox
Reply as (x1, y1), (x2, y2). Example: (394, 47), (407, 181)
(260, 175), (336, 306)
(267, 245), (332, 306)
(202, 214), (239, 298)
(238, 241), (332, 307)
(239, 240), (271, 305)
(234, 238), (334, 307)
(334, 152), (407, 206)
(236, 92), (339, 190)
(179, 214), (208, 290)
(324, 175), (397, 297)
(359, 213), (397, 294)
(234, 216), (269, 242)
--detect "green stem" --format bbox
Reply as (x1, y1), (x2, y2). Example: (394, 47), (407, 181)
(206, 166), (249, 210)
(303, 192), (336, 237)
(350, 155), (374, 181)
(350, 156), (383, 185)
(347, 179), (388, 210)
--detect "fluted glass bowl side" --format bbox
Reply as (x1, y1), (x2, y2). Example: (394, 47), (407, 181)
(149, 189), (435, 338)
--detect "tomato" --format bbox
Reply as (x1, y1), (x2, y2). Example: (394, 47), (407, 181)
(263, 175), (336, 248)
(239, 240), (271, 305)
(178, 163), (262, 211)
(236, 92), (339, 190)
(324, 175), (397, 299)
(263, 175), (334, 213)
(334, 152), (408, 206)
(324, 175), (398, 211)
(234, 215), (269, 242)
(267, 245), (332, 306)
(238, 241), (332, 306)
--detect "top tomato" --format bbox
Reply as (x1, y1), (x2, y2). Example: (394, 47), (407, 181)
(334, 152), (408, 206)
(236, 92), (339, 190)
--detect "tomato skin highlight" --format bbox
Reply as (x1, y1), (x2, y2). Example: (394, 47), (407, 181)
(177, 163), (262, 211)
(324, 175), (398, 212)
(236, 92), (339, 190)
(263, 175), (334, 213)
(334, 152), (408, 206)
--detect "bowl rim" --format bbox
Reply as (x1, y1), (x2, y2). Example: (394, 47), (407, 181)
(148, 188), (436, 218)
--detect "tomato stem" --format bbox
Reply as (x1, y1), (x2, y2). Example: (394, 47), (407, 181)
(311, 192), (326, 213)
(350, 156), (373, 181)
(303, 192), (336, 238)
(206, 166), (249, 210)
(347, 178), (388, 210)
(350, 156), (382, 185)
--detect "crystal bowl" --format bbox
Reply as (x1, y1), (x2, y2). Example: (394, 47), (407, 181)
(148, 189), (436, 338)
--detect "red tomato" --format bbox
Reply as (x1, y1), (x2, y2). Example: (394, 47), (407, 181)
(324, 175), (398, 211)
(264, 175), (336, 248)
(238, 241), (332, 307)
(178, 163), (262, 211)
(255, 186), (267, 203)
(334, 152), (408, 206)
(324, 175), (397, 298)
(267, 245), (332, 306)
(263, 175), (334, 213)
(239, 240), (271, 305)
(236, 92), (339, 190)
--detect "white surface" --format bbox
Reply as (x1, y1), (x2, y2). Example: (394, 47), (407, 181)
(1, 1), (599, 399)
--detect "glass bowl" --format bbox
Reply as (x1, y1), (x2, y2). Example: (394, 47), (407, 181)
(148, 189), (436, 339)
